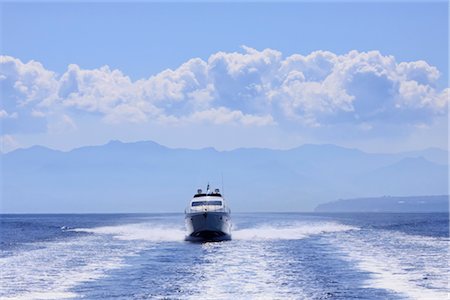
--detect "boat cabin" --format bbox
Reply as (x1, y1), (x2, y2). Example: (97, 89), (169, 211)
(189, 187), (225, 210)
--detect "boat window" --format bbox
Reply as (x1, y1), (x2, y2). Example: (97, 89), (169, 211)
(191, 201), (223, 207)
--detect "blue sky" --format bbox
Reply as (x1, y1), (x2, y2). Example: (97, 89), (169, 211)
(1, 1), (448, 153)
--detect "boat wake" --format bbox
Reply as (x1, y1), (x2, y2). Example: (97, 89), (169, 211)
(2, 215), (446, 300)
(71, 223), (186, 242)
(71, 220), (356, 242)
(0, 235), (136, 300)
(233, 222), (357, 240)
(333, 229), (449, 299)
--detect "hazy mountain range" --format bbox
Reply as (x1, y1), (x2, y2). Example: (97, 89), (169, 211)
(1, 141), (448, 212)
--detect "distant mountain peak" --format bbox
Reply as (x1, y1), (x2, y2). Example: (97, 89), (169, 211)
(106, 139), (123, 145)
(102, 139), (167, 149)
(296, 143), (361, 151)
(12, 145), (59, 154)
(395, 156), (432, 165)
(315, 195), (449, 212)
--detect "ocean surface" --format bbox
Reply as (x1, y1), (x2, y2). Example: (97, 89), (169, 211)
(0, 213), (448, 299)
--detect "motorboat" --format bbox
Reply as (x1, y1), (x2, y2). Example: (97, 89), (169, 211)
(185, 184), (231, 242)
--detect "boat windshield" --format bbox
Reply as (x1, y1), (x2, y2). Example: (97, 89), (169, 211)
(191, 200), (222, 207)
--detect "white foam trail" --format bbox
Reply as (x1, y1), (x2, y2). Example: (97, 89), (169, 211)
(72, 221), (356, 242)
(334, 230), (449, 299)
(233, 222), (357, 240)
(0, 234), (143, 300)
(1, 291), (78, 300)
(187, 240), (303, 299)
(72, 223), (186, 241)
(182, 221), (358, 299)
(2, 220), (186, 300)
(0, 220), (363, 299)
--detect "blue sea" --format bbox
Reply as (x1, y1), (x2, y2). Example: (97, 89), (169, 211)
(0, 213), (448, 299)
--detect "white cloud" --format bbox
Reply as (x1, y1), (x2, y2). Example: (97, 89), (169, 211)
(102, 103), (155, 124)
(0, 134), (20, 153)
(1, 56), (57, 134)
(47, 114), (77, 134)
(0, 55), (58, 107)
(182, 107), (275, 126)
(397, 60), (440, 85)
(31, 110), (46, 118)
(60, 64), (139, 114)
(1, 48), (448, 137)
(279, 50), (337, 82)
(0, 109), (18, 119)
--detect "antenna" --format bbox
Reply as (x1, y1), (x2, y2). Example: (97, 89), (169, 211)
(221, 172), (224, 195)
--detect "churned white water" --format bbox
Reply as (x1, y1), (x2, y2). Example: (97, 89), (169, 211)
(0, 213), (448, 299)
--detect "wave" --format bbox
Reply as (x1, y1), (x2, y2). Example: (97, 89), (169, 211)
(4, 216), (446, 299)
(0, 235), (133, 300)
(333, 229), (449, 299)
(71, 223), (186, 242)
(233, 222), (357, 240)
(71, 220), (357, 242)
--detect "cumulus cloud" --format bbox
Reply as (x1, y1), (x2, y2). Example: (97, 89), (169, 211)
(1, 56), (56, 133)
(0, 47), (448, 136)
(0, 56), (58, 108)
(58, 64), (157, 121)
